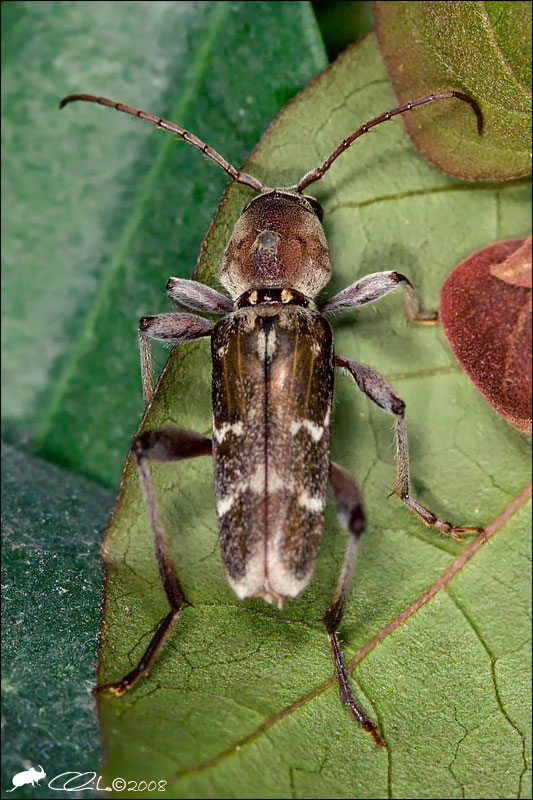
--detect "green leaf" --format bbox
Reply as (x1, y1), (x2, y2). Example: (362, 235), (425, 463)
(1, 0), (326, 487)
(2, 0), (329, 795)
(1, 442), (114, 799)
(99, 35), (532, 797)
(374, 0), (532, 179)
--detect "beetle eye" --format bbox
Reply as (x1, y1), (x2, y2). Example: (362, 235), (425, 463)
(305, 195), (323, 221)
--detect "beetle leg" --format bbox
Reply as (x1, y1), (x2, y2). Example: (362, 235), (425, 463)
(166, 277), (233, 314)
(320, 270), (437, 322)
(95, 428), (212, 696)
(138, 311), (215, 405)
(336, 356), (483, 538)
(324, 462), (384, 747)
(326, 462), (366, 632)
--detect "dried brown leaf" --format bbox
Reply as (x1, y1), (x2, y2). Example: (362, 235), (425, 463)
(440, 238), (532, 434)
(490, 235), (532, 288)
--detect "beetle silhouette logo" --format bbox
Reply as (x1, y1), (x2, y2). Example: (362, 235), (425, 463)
(6, 765), (46, 791)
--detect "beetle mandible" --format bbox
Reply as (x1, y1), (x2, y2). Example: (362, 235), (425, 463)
(60, 89), (483, 747)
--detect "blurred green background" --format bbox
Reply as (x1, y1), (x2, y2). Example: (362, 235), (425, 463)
(313, 0), (373, 59)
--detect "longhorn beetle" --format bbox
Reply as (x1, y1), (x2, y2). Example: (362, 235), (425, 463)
(61, 89), (483, 747)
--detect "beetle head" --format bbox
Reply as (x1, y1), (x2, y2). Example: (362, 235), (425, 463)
(219, 189), (331, 300)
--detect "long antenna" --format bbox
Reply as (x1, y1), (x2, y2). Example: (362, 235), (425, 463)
(59, 94), (266, 193)
(295, 90), (483, 193)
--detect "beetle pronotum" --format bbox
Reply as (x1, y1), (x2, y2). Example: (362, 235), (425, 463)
(61, 88), (483, 747)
